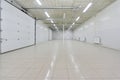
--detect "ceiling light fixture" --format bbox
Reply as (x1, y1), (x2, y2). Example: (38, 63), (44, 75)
(70, 26), (73, 28)
(55, 26), (59, 31)
(68, 26), (72, 31)
(83, 2), (93, 13)
(63, 13), (66, 19)
(53, 24), (56, 26)
(76, 16), (80, 21)
(53, 24), (59, 31)
(36, 0), (42, 6)
(72, 22), (75, 25)
(55, 26), (57, 29)
(50, 20), (54, 23)
(68, 22), (75, 31)
(45, 11), (50, 18)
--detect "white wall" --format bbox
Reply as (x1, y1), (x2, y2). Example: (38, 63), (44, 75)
(0, 0), (52, 53)
(36, 20), (52, 43)
(53, 30), (73, 40)
(74, 0), (120, 50)
(0, 0), (35, 53)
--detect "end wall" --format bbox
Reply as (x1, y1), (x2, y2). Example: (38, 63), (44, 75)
(36, 20), (52, 43)
(52, 30), (73, 40)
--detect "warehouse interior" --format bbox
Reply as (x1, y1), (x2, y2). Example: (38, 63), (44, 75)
(0, 0), (120, 80)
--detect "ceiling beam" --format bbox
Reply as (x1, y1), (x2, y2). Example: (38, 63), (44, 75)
(36, 18), (65, 20)
(25, 7), (80, 10)
(42, 23), (81, 24)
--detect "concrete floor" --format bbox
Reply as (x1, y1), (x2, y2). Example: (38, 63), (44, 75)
(0, 40), (120, 80)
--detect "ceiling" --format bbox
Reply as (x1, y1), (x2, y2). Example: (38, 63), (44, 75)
(12, 0), (115, 30)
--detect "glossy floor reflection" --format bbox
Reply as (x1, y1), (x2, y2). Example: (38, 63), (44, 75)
(0, 40), (120, 80)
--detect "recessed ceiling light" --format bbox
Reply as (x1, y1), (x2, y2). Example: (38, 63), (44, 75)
(83, 2), (93, 13)
(45, 11), (50, 18)
(76, 16), (80, 21)
(36, 0), (42, 6)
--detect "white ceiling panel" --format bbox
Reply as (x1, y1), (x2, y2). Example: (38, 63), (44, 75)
(13, 0), (116, 30)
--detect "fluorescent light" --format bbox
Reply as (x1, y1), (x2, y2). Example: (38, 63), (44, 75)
(72, 23), (75, 25)
(55, 26), (59, 31)
(83, 2), (93, 13)
(36, 0), (42, 6)
(68, 23), (74, 30)
(45, 11), (50, 18)
(53, 24), (59, 31)
(53, 24), (56, 26)
(70, 26), (72, 28)
(76, 16), (80, 21)
(63, 13), (66, 19)
(68, 26), (72, 31)
(50, 20), (54, 23)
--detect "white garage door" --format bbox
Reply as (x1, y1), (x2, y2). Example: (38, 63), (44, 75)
(0, 0), (35, 53)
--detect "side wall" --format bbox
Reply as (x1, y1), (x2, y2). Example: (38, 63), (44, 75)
(0, 0), (52, 53)
(73, 0), (120, 50)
